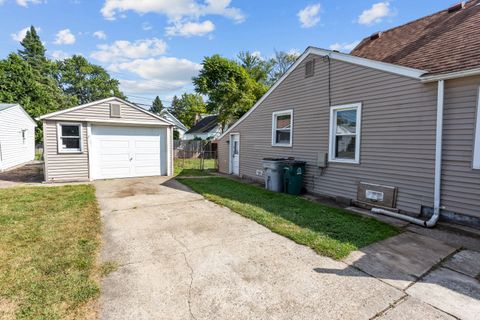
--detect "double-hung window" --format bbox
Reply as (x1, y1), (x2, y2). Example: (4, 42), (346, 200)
(57, 123), (82, 153)
(329, 103), (361, 163)
(272, 110), (293, 147)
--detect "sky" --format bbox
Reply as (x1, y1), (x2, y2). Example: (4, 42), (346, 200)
(0, 0), (457, 107)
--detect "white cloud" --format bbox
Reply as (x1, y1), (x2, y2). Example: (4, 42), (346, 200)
(112, 57), (201, 95)
(357, 2), (392, 25)
(165, 20), (215, 37)
(91, 38), (167, 62)
(101, 0), (245, 23)
(329, 40), (360, 52)
(93, 30), (107, 39)
(11, 26), (32, 42)
(54, 29), (76, 45)
(16, 0), (43, 7)
(50, 50), (70, 60)
(142, 22), (153, 31)
(297, 4), (321, 28)
(109, 57), (201, 80)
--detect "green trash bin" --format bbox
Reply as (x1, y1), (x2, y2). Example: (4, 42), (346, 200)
(283, 160), (306, 195)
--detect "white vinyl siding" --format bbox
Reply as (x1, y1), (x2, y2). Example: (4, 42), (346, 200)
(473, 87), (480, 169)
(329, 103), (362, 164)
(272, 110), (293, 147)
(0, 105), (35, 171)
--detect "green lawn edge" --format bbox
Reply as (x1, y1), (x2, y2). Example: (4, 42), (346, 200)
(177, 177), (400, 260)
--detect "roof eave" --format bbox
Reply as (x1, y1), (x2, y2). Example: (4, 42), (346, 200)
(421, 67), (480, 82)
(218, 46), (426, 140)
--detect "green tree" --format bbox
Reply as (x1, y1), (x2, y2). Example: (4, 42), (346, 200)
(193, 55), (267, 130)
(149, 96), (164, 114)
(18, 26), (48, 73)
(171, 93), (206, 128)
(237, 51), (274, 84)
(269, 50), (300, 84)
(56, 55), (125, 104)
(0, 54), (74, 142)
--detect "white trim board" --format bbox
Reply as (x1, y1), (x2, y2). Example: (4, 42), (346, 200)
(473, 87), (480, 169)
(271, 109), (293, 147)
(37, 96), (175, 126)
(218, 46), (426, 140)
(328, 103), (362, 164)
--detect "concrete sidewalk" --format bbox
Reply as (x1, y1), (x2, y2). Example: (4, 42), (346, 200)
(96, 177), (479, 320)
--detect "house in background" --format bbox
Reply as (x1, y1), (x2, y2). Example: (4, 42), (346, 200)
(159, 109), (188, 139)
(37, 97), (174, 182)
(184, 115), (223, 140)
(217, 1), (480, 228)
(0, 103), (36, 171)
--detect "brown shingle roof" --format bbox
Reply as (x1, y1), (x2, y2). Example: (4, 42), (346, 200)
(350, 0), (480, 75)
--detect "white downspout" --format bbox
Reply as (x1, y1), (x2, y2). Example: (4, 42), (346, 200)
(372, 80), (444, 228)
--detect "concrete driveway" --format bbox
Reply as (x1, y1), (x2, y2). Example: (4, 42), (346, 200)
(95, 177), (464, 320)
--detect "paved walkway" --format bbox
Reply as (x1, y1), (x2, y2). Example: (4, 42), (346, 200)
(96, 177), (480, 320)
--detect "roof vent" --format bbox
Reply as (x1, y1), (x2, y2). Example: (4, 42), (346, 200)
(110, 103), (121, 118)
(370, 32), (381, 41)
(305, 59), (315, 78)
(448, 2), (465, 13)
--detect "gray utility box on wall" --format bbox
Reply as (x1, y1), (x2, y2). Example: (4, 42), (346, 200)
(262, 158), (288, 192)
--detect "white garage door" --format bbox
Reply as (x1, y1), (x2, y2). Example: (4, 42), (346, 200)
(91, 125), (166, 180)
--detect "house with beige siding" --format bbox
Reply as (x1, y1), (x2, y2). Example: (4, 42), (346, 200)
(217, 1), (480, 228)
(38, 97), (174, 182)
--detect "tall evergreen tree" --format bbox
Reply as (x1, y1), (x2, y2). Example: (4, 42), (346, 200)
(149, 96), (164, 114)
(18, 26), (48, 73)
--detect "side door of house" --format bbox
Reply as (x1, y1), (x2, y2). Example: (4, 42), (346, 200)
(230, 133), (240, 175)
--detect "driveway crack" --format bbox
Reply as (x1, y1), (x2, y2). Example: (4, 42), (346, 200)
(169, 232), (197, 320)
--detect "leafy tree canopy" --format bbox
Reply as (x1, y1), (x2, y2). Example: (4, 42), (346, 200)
(193, 55), (267, 130)
(0, 54), (75, 141)
(18, 26), (47, 73)
(171, 93), (206, 129)
(55, 55), (125, 105)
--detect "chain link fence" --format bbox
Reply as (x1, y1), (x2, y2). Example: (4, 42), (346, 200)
(174, 140), (218, 174)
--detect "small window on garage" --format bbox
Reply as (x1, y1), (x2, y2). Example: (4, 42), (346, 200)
(57, 123), (82, 153)
(272, 110), (293, 147)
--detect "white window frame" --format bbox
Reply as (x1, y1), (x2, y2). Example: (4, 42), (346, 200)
(329, 103), (362, 164)
(473, 87), (480, 169)
(57, 122), (83, 153)
(272, 109), (293, 147)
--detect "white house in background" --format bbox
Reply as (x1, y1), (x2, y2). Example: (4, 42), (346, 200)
(37, 97), (174, 182)
(159, 109), (188, 139)
(184, 115), (222, 140)
(0, 104), (36, 171)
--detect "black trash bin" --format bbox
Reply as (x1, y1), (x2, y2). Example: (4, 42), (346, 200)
(283, 161), (306, 195)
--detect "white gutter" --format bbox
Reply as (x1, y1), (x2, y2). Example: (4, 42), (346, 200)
(372, 80), (444, 227)
(421, 67), (480, 83)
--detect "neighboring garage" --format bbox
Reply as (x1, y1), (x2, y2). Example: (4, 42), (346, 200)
(38, 97), (174, 182)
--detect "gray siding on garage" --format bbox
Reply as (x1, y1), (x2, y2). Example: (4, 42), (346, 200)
(441, 76), (480, 218)
(42, 99), (171, 182)
(219, 53), (439, 214)
(47, 101), (162, 124)
(43, 120), (89, 182)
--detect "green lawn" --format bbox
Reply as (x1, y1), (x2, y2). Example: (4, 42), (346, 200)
(174, 158), (216, 176)
(178, 177), (399, 260)
(0, 185), (102, 320)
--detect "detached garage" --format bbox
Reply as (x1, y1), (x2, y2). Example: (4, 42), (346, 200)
(0, 104), (36, 172)
(38, 97), (174, 182)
